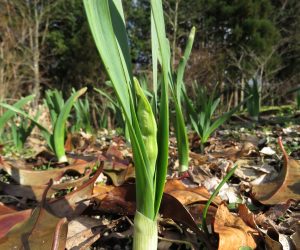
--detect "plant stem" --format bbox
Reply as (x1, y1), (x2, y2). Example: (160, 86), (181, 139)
(133, 211), (158, 250)
(58, 155), (68, 163)
(200, 143), (205, 154)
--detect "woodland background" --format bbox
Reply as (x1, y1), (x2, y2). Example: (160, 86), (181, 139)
(0, 0), (299, 123)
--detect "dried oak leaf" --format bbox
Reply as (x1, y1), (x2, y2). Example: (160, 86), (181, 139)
(0, 156), (97, 186)
(48, 164), (103, 219)
(252, 137), (300, 204)
(214, 204), (259, 250)
(0, 208), (32, 238)
(0, 182), (68, 250)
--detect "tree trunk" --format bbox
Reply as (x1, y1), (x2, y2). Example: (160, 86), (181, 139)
(32, 0), (40, 106)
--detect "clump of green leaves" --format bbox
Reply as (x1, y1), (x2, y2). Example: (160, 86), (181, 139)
(71, 88), (93, 134)
(44, 89), (64, 126)
(0, 88), (87, 163)
(184, 83), (247, 152)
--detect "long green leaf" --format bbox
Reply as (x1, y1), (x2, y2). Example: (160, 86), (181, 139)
(83, 0), (132, 122)
(176, 27), (195, 102)
(171, 27), (195, 173)
(151, 0), (170, 217)
(93, 87), (119, 108)
(151, 13), (159, 116)
(53, 87), (87, 162)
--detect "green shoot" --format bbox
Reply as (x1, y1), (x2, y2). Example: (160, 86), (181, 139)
(171, 27), (195, 173)
(202, 164), (238, 236)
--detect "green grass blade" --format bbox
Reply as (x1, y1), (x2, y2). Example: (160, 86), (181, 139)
(73, 89), (92, 134)
(168, 28), (195, 173)
(210, 98), (220, 118)
(44, 89), (64, 125)
(202, 164), (238, 236)
(0, 95), (35, 135)
(297, 90), (300, 109)
(53, 87), (87, 162)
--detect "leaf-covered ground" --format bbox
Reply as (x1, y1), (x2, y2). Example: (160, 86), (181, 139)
(0, 111), (299, 249)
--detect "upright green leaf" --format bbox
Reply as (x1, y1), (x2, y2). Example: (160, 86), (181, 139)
(151, 0), (170, 216)
(176, 27), (195, 102)
(53, 87), (87, 162)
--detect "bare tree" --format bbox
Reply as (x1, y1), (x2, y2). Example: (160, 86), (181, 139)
(0, 0), (60, 106)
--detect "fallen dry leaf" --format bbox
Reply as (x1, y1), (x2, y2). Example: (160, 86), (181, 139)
(104, 164), (135, 186)
(93, 183), (136, 215)
(48, 164), (103, 219)
(0, 209), (32, 238)
(160, 193), (211, 248)
(252, 137), (300, 204)
(66, 216), (118, 250)
(0, 182), (68, 250)
(0, 156), (97, 186)
(214, 204), (259, 250)
(0, 203), (16, 215)
(0, 169), (92, 201)
(164, 179), (222, 206)
(238, 204), (257, 229)
(291, 223), (300, 249)
(264, 227), (293, 250)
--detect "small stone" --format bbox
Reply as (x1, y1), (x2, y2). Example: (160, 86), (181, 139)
(260, 147), (276, 156)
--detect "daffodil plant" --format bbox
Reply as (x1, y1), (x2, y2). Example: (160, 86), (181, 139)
(83, 0), (170, 249)
(184, 84), (249, 152)
(0, 88), (87, 163)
